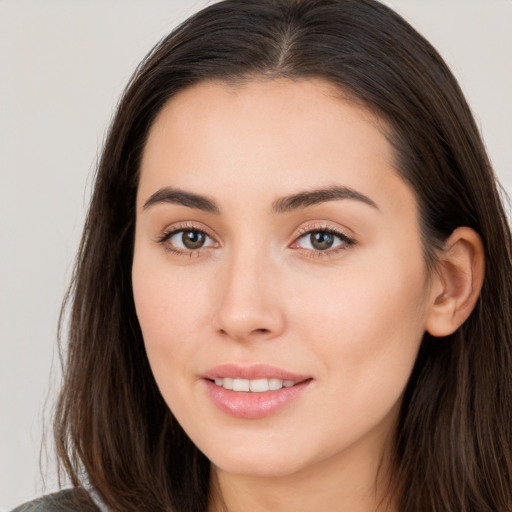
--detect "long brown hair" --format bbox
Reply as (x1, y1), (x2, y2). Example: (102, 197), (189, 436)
(55, 1), (512, 510)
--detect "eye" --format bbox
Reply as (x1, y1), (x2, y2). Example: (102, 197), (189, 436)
(292, 227), (355, 253)
(159, 228), (217, 254)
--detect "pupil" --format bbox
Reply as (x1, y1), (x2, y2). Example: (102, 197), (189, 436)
(311, 232), (334, 250)
(182, 230), (205, 249)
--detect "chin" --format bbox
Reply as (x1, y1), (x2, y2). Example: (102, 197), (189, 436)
(211, 454), (306, 479)
(194, 431), (320, 479)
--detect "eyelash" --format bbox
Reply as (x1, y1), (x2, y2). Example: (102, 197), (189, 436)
(157, 223), (356, 258)
(157, 223), (217, 257)
(293, 225), (356, 258)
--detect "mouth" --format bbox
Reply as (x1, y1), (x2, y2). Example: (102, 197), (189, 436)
(202, 364), (313, 419)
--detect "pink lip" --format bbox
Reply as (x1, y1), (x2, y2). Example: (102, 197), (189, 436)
(202, 364), (312, 419)
(202, 363), (310, 382)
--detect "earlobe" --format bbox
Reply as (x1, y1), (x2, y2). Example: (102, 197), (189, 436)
(425, 227), (485, 337)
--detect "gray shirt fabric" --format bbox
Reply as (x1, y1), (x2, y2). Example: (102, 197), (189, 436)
(11, 489), (101, 512)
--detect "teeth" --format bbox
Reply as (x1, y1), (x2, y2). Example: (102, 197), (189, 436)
(233, 378), (250, 392)
(268, 378), (283, 390)
(249, 378), (269, 392)
(213, 377), (298, 392)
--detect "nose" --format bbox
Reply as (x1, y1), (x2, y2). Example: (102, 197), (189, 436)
(213, 248), (286, 342)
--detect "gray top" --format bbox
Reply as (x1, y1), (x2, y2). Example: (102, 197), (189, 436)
(11, 490), (101, 512)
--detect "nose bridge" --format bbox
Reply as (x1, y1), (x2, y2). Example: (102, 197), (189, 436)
(214, 239), (285, 341)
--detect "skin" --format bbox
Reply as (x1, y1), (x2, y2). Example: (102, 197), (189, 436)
(132, 78), (483, 512)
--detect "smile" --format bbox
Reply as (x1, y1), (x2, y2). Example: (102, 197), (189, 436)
(202, 364), (312, 419)
(213, 377), (298, 392)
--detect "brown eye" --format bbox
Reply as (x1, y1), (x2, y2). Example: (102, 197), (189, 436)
(294, 228), (354, 253)
(163, 228), (217, 253)
(181, 230), (206, 249)
(310, 232), (335, 250)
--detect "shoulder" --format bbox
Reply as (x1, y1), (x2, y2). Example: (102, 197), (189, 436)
(11, 489), (101, 512)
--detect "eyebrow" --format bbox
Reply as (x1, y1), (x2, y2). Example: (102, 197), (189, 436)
(143, 187), (220, 213)
(142, 185), (378, 214)
(271, 186), (378, 213)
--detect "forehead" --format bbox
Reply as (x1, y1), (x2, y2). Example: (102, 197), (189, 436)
(138, 78), (413, 218)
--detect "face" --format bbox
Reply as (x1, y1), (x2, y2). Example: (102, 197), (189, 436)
(132, 78), (434, 480)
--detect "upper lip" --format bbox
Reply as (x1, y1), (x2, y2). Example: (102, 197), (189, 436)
(202, 363), (311, 382)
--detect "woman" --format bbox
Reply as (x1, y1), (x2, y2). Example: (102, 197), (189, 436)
(13, 0), (512, 510)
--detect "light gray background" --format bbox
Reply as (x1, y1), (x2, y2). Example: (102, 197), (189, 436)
(1, 1), (511, 509)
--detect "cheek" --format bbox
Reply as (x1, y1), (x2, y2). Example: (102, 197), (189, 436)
(289, 245), (429, 404)
(134, 274), (202, 341)
(132, 231), (214, 332)
(131, 247), (212, 394)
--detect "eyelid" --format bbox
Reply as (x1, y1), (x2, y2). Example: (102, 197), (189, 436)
(290, 222), (356, 254)
(156, 221), (220, 255)
(295, 223), (354, 239)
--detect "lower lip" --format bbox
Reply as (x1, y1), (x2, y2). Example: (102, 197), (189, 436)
(203, 379), (312, 419)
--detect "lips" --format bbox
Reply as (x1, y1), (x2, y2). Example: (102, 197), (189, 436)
(203, 363), (310, 382)
(202, 363), (312, 419)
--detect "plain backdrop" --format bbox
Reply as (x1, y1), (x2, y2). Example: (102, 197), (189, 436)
(1, 0), (511, 509)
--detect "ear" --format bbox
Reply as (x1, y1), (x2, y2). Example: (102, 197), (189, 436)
(425, 227), (485, 337)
